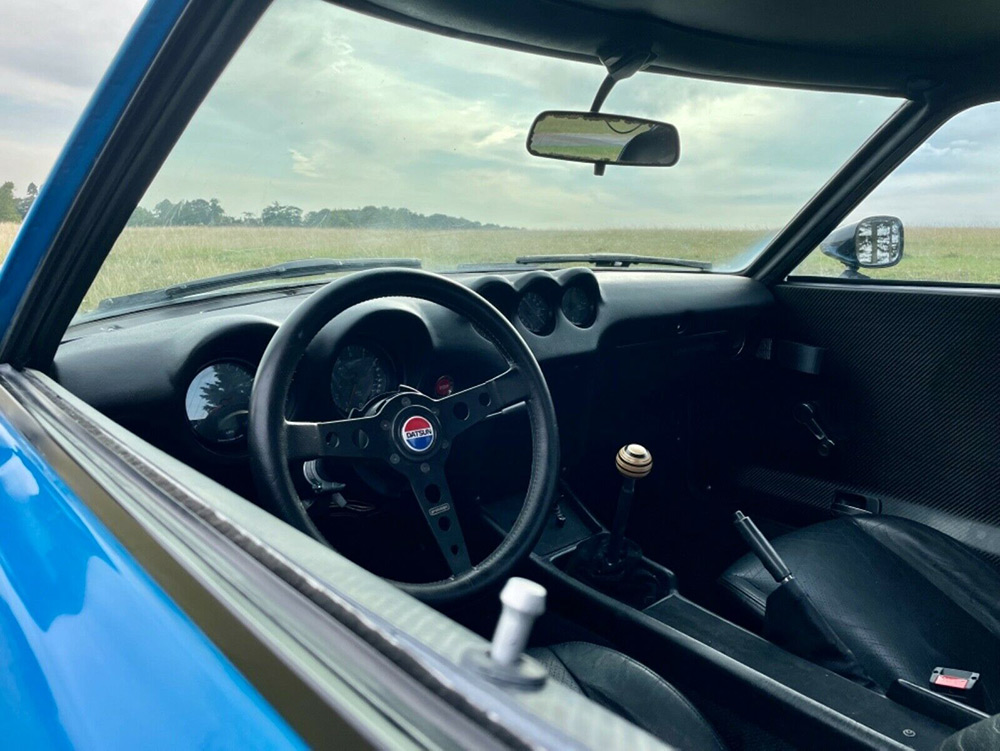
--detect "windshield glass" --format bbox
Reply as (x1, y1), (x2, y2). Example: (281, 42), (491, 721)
(79, 0), (900, 316)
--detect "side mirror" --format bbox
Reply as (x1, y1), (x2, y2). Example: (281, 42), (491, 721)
(526, 111), (679, 167)
(820, 216), (903, 275)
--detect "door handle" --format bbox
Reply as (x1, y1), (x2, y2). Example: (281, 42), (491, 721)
(794, 402), (835, 457)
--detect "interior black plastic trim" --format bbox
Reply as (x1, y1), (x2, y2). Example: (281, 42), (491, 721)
(327, 0), (997, 98)
(532, 554), (953, 750)
(888, 680), (989, 731)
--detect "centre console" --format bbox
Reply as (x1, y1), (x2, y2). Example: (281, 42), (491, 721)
(481, 444), (975, 751)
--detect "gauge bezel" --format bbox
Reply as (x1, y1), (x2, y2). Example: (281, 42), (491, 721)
(329, 342), (399, 415)
(184, 358), (256, 449)
(560, 283), (598, 328)
(516, 287), (557, 335)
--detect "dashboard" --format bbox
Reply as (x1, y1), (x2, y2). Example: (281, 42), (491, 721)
(53, 268), (772, 500)
(175, 270), (602, 449)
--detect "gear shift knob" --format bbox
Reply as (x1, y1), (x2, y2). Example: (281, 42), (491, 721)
(605, 444), (652, 566)
(616, 444), (653, 479)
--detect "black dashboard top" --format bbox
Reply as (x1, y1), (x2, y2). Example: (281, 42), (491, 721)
(53, 268), (772, 461)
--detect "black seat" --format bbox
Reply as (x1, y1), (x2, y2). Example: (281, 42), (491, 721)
(529, 642), (727, 750)
(721, 515), (1000, 712)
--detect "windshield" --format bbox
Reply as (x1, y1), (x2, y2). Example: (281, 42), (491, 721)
(79, 0), (900, 316)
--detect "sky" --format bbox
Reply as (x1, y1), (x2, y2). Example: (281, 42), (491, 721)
(2, 0), (998, 229)
(0, 0), (145, 191)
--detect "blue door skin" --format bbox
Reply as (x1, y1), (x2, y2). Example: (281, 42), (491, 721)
(0, 412), (306, 749)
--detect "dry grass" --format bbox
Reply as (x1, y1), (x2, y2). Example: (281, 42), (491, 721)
(78, 225), (764, 310)
(2, 222), (1000, 313)
(0, 223), (17, 259)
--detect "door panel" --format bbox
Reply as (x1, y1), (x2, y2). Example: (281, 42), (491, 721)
(733, 282), (1000, 564)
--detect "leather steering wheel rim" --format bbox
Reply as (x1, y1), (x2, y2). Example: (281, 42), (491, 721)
(248, 268), (560, 603)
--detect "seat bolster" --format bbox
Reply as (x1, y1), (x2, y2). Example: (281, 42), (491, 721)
(718, 515), (1000, 711)
(529, 642), (727, 751)
(721, 515), (1000, 639)
(854, 516), (1000, 639)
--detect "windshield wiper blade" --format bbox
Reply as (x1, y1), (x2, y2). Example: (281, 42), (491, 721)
(455, 262), (529, 272)
(96, 257), (422, 312)
(515, 253), (711, 270)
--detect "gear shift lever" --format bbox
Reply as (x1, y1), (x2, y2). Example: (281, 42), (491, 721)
(560, 443), (665, 607)
(604, 444), (653, 567)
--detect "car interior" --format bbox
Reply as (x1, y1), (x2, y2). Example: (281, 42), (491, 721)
(19, 0), (1000, 748)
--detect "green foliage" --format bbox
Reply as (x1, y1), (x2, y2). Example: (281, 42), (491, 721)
(303, 205), (506, 230)
(261, 202), (302, 227)
(15, 182), (37, 218)
(1, 181), (509, 230)
(124, 196), (510, 230)
(149, 198), (227, 226)
(0, 182), (21, 222)
(127, 206), (157, 226)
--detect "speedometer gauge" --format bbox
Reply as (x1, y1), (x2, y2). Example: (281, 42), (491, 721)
(185, 361), (254, 445)
(330, 344), (396, 414)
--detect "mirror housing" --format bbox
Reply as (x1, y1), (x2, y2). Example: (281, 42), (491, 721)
(820, 216), (904, 273)
(526, 111), (679, 168)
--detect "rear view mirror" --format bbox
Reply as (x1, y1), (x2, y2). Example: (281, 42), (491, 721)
(526, 111), (680, 167)
(820, 216), (904, 273)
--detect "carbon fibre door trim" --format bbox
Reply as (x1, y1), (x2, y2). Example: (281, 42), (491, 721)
(740, 282), (1000, 564)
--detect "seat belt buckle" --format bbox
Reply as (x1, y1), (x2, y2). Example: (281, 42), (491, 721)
(929, 667), (980, 700)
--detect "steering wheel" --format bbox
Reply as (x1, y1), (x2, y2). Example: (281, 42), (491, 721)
(248, 268), (560, 603)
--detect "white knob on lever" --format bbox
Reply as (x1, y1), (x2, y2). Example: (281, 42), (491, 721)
(490, 577), (547, 667)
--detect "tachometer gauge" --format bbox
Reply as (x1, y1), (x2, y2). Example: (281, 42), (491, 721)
(185, 361), (254, 445)
(330, 344), (396, 414)
(517, 291), (555, 335)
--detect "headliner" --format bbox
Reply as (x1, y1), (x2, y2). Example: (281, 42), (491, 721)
(334, 0), (1000, 100)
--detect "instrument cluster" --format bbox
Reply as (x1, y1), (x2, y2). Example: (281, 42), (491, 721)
(181, 269), (603, 450)
(183, 343), (403, 450)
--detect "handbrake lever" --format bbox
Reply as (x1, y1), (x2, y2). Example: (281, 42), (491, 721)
(733, 510), (792, 584)
(732, 511), (879, 690)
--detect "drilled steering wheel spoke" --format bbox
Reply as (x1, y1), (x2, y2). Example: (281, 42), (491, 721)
(437, 367), (529, 436)
(401, 461), (471, 576)
(284, 414), (387, 461)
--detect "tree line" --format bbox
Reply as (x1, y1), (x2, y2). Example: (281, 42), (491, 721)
(0, 182), (37, 221)
(131, 199), (509, 230)
(0, 183), (509, 230)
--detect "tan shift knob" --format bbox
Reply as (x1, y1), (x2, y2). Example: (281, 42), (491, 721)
(616, 444), (652, 479)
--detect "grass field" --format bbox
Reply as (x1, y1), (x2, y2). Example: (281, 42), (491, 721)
(3, 222), (1000, 313)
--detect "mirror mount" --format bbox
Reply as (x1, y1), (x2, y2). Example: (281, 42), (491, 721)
(590, 50), (656, 175)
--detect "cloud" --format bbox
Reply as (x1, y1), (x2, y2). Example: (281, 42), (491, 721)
(0, 0), (146, 187)
(289, 149), (320, 178)
(8, 0), (1000, 233)
(476, 126), (521, 148)
(139, 0), (907, 229)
